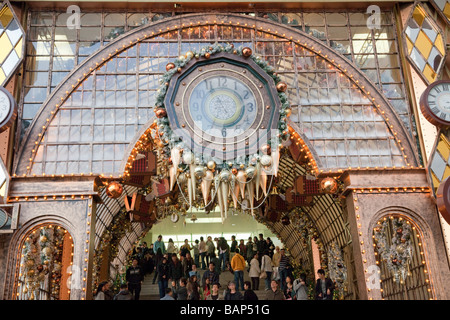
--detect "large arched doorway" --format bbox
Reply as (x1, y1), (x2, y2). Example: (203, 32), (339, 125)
(6, 11), (449, 300)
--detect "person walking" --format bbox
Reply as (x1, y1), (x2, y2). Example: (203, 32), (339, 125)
(293, 273), (308, 300)
(278, 248), (291, 292)
(206, 282), (222, 300)
(266, 237), (275, 258)
(217, 237), (229, 272)
(114, 283), (133, 300)
(209, 252), (221, 275)
(157, 256), (170, 299)
(243, 281), (258, 300)
(206, 236), (215, 266)
(153, 235), (166, 254)
(168, 253), (183, 288)
(193, 239), (200, 267)
(230, 235), (238, 260)
(231, 248), (246, 291)
(257, 234), (267, 260)
(166, 238), (177, 255)
(260, 250), (273, 291)
(249, 253), (261, 291)
(182, 251), (194, 279)
(94, 281), (114, 300)
(180, 239), (193, 260)
(126, 258), (144, 300)
(152, 247), (163, 284)
(199, 236), (207, 270)
(202, 261), (220, 287)
(172, 277), (188, 300)
(224, 281), (243, 300)
(238, 239), (247, 262)
(265, 280), (285, 300)
(246, 237), (254, 266)
(315, 269), (334, 300)
(272, 246), (281, 281)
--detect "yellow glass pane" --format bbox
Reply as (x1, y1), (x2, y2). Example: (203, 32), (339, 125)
(431, 171), (441, 191)
(444, 3), (450, 18)
(406, 37), (414, 54)
(412, 6), (426, 26)
(0, 6), (13, 29)
(437, 138), (450, 161)
(0, 68), (5, 85)
(416, 30), (433, 59)
(423, 63), (437, 83)
(14, 36), (22, 59)
(435, 33), (446, 56)
(0, 33), (12, 62)
(443, 165), (450, 182)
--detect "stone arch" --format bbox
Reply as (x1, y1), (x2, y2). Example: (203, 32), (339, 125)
(368, 206), (439, 299)
(14, 12), (418, 177)
(3, 216), (76, 300)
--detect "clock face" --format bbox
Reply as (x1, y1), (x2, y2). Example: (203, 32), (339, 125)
(164, 52), (281, 160)
(428, 83), (450, 119)
(188, 75), (258, 139)
(0, 90), (11, 123)
(420, 80), (450, 127)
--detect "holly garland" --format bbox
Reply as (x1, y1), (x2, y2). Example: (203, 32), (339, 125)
(152, 42), (291, 171)
(327, 241), (348, 300)
(290, 208), (328, 271)
(20, 226), (65, 300)
(373, 217), (413, 284)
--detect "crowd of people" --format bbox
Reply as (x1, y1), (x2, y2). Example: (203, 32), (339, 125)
(94, 234), (335, 301)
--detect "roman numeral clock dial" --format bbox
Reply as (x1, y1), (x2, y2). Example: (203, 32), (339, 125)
(420, 80), (450, 128)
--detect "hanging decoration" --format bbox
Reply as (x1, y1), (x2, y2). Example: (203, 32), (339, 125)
(373, 217), (414, 284)
(19, 225), (66, 300)
(132, 42), (292, 222)
(327, 241), (348, 300)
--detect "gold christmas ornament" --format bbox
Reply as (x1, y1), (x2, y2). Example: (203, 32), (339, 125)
(155, 108), (167, 118)
(185, 51), (194, 59)
(242, 47), (252, 57)
(166, 62), (176, 71)
(204, 52), (211, 59)
(105, 181), (124, 199)
(320, 177), (338, 194)
(276, 81), (288, 92)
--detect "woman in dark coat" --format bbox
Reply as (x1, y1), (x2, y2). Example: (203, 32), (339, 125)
(153, 248), (163, 284)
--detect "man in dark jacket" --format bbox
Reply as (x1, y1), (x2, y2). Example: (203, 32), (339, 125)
(265, 280), (285, 300)
(126, 258), (144, 300)
(114, 283), (133, 300)
(202, 261), (220, 287)
(182, 252), (194, 279)
(315, 269), (335, 300)
(257, 234), (268, 263)
(169, 253), (183, 286)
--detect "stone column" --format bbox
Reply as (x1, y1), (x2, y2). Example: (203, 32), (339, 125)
(342, 168), (450, 300)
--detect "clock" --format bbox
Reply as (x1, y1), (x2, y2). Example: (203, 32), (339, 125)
(0, 87), (17, 133)
(420, 80), (450, 127)
(164, 52), (281, 161)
